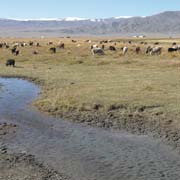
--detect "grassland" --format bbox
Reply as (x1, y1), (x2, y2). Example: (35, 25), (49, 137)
(1, 37), (180, 149)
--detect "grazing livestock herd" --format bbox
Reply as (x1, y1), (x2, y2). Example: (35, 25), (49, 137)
(1, 39), (180, 67)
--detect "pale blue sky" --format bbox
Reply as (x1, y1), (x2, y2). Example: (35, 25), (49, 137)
(1, 0), (180, 19)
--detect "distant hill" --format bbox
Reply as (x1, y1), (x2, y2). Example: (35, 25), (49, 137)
(0, 11), (180, 37)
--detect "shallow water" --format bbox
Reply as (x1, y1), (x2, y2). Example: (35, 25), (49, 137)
(0, 78), (180, 180)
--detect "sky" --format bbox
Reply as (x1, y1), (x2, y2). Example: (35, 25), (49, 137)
(0, 0), (180, 19)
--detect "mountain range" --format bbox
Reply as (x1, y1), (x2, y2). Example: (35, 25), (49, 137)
(0, 11), (180, 37)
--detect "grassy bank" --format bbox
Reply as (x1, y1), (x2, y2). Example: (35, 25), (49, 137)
(1, 38), (180, 149)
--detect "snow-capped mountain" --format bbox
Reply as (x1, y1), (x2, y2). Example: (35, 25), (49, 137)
(0, 11), (180, 37)
(5, 16), (135, 22)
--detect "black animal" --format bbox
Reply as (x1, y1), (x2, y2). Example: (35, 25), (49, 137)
(6, 59), (15, 67)
(168, 47), (177, 52)
(72, 40), (77, 43)
(50, 47), (56, 53)
(154, 42), (159, 45)
(11, 47), (17, 54)
(29, 41), (34, 46)
(100, 40), (108, 44)
(109, 46), (116, 51)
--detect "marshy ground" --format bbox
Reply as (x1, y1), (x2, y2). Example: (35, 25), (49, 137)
(1, 37), (180, 179)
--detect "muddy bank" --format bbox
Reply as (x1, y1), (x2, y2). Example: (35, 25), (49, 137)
(0, 122), (69, 180)
(0, 147), (69, 180)
(37, 101), (180, 152)
(0, 147), (70, 180)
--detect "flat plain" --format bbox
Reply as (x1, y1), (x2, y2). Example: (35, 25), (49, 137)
(1, 37), (180, 147)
